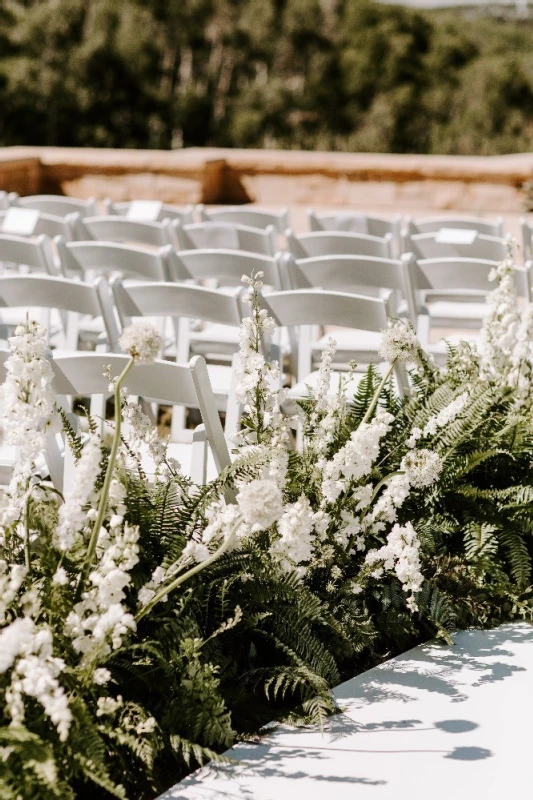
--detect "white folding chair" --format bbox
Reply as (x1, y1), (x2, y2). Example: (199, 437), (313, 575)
(198, 204), (290, 234)
(55, 239), (186, 282)
(0, 192), (9, 211)
(0, 210), (80, 241)
(104, 200), (195, 224)
(78, 216), (177, 249)
(51, 352), (231, 483)
(402, 229), (510, 262)
(175, 221), (277, 257)
(286, 229), (394, 260)
(408, 256), (531, 361)
(0, 274), (119, 352)
(110, 279), (242, 436)
(0, 233), (60, 275)
(167, 250), (281, 360)
(261, 289), (408, 400)
(280, 252), (417, 325)
(9, 193), (97, 218)
(405, 215), (504, 238)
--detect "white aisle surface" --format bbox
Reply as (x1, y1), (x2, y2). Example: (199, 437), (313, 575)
(159, 623), (533, 799)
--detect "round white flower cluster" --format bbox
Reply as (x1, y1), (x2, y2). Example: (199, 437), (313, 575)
(55, 434), (102, 552)
(321, 410), (394, 503)
(379, 321), (420, 364)
(236, 479), (284, 531)
(119, 322), (163, 363)
(270, 495), (317, 575)
(365, 522), (423, 611)
(406, 391), (469, 448)
(401, 449), (443, 488)
(0, 617), (72, 741)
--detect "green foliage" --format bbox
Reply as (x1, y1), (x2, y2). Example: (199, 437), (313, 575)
(2, 0), (533, 153)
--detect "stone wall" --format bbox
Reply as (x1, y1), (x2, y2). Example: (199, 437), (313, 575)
(1, 146), (532, 214)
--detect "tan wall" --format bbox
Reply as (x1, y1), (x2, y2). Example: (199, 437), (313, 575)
(1, 146), (532, 214)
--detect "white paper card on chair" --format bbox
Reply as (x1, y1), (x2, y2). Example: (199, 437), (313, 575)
(2, 208), (40, 235)
(126, 201), (163, 221)
(435, 227), (478, 245)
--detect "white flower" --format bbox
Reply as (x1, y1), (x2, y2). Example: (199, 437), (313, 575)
(0, 561), (27, 624)
(365, 522), (423, 610)
(93, 667), (112, 685)
(271, 496), (316, 574)
(136, 716), (156, 735)
(401, 449), (443, 488)
(182, 539), (210, 564)
(321, 410), (394, 503)
(379, 321), (420, 364)
(55, 434), (102, 552)
(236, 479), (284, 530)
(52, 567), (69, 586)
(96, 695), (123, 717)
(1, 619), (72, 741)
(119, 322), (163, 363)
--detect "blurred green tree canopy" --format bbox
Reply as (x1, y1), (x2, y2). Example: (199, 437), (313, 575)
(1, 0), (533, 154)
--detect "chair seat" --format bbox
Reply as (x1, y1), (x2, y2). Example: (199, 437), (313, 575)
(190, 323), (241, 357)
(313, 329), (383, 362)
(427, 301), (487, 329)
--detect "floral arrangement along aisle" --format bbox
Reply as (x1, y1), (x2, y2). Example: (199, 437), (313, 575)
(1, 261), (533, 799)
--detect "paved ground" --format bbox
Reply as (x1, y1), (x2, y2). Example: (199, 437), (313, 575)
(377, 0), (529, 7)
(159, 623), (533, 800)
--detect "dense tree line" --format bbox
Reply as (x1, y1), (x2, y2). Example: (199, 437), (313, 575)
(1, 0), (533, 154)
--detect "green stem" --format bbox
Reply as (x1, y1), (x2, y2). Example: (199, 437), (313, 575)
(135, 520), (240, 622)
(75, 357), (134, 601)
(24, 497), (32, 574)
(361, 362), (395, 425)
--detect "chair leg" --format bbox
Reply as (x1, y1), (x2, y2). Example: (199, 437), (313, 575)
(191, 424), (208, 485)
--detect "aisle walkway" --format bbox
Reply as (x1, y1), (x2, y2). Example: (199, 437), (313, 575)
(159, 623), (533, 799)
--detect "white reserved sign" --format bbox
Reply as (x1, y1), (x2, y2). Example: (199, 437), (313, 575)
(126, 201), (163, 221)
(2, 208), (40, 235)
(435, 227), (478, 245)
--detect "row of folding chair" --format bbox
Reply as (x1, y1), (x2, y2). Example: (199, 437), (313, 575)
(2, 191), (524, 262)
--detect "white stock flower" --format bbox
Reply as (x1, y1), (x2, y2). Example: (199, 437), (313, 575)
(365, 522), (423, 610)
(93, 667), (112, 685)
(407, 391), (469, 448)
(321, 410), (394, 503)
(55, 434), (102, 552)
(271, 496), (316, 574)
(52, 567), (69, 586)
(0, 561), (27, 624)
(401, 449), (443, 488)
(96, 695), (123, 717)
(379, 321), (420, 364)
(1, 619), (72, 741)
(119, 322), (163, 363)
(236, 479), (284, 530)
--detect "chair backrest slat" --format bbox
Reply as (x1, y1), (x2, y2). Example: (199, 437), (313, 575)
(406, 216), (504, 238)
(112, 280), (243, 328)
(308, 210), (401, 240)
(409, 257), (530, 298)
(172, 249), (281, 287)
(175, 221), (277, 256)
(56, 240), (172, 281)
(263, 289), (389, 332)
(13, 195), (97, 218)
(403, 228), (509, 262)
(105, 200), (194, 224)
(287, 229), (394, 260)
(199, 205), (289, 233)
(0, 233), (59, 274)
(80, 216), (175, 248)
